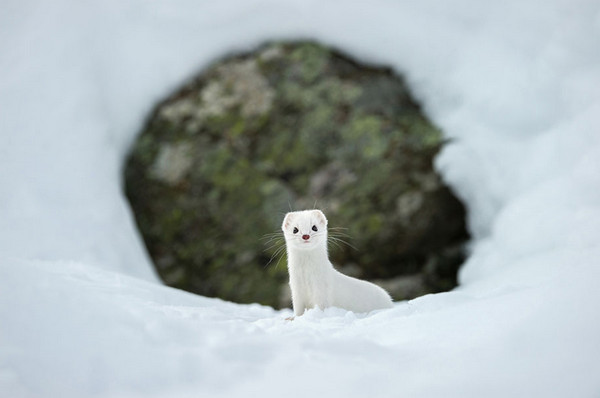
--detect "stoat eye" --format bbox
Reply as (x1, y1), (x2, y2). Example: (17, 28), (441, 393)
(293, 227), (299, 234)
(312, 225), (318, 232)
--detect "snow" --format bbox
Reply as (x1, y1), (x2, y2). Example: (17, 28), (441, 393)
(1, 0), (600, 397)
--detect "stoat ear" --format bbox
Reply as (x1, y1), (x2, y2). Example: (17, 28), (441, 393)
(282, 213), (294, 231)
(312, 209), (328, 226)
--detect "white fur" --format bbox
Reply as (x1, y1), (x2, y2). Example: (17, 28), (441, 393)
(282, 209), (393, 316)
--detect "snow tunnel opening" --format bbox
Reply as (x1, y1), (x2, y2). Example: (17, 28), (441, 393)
(124, 41), (470, 308)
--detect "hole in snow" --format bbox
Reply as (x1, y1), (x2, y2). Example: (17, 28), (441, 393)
(124, 41), (470, 308)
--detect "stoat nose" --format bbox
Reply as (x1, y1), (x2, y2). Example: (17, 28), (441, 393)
(302, 234), (310, 240)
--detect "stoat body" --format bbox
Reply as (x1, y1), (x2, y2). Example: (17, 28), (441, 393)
(282, 209), (393, 316)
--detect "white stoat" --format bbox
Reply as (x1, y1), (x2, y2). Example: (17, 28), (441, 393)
(282, 209), (393, 316)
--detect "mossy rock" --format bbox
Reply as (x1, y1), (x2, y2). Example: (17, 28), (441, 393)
(124, 41), (469, 308)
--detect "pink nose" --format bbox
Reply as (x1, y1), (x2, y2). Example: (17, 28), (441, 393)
(302, 234), (310, 240)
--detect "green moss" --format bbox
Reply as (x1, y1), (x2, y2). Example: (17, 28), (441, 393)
(289, 43), (329, 83)
(339, 114), (387, 160)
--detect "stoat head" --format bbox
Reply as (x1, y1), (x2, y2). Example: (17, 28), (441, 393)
(282, 209), (328, 251)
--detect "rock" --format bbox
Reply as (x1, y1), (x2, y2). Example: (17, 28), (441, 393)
(309, 162), (357, 197)
(124, 41), (469, 308)
(373, 274), (429, 301)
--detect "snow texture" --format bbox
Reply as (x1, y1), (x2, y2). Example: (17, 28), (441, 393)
(1, 0), (600, 397)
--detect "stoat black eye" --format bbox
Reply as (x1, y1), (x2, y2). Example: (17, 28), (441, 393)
(293, 227), (299, 234)
(312, 225), (318, 232)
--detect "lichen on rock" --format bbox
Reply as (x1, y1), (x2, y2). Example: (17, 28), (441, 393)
(124, 41), (469, 307)
(151, 142), (194, 185)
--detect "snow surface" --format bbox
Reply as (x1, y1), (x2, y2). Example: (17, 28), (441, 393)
(1, 0), (600, 397)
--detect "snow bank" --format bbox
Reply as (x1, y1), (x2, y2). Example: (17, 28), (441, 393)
(1, 0), (599, 397)
(3, 256), (599, 397)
